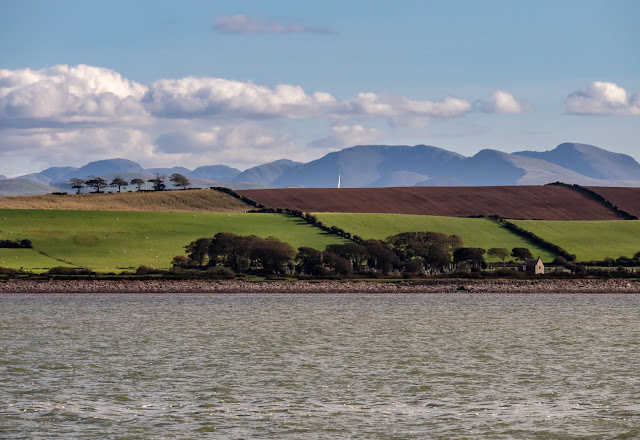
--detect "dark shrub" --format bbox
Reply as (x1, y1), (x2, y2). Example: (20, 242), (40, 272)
(136, 265), (163, 275)
(47, 267), (94, 275)
(404, 260), (423, 274)
(171, 255), (190, 267)
(205, 266), (235, 279)
(552, 256), (568, 266)
(312, 264), (327, 276)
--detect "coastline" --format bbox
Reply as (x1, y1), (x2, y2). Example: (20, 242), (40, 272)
(1, 278), (639, 293)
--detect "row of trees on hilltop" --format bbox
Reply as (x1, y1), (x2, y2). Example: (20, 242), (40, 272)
(177, 231), (539, 276)
(68, 173), (191, 194)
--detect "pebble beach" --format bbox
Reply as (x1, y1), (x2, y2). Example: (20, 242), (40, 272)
(1, 278), (639, 293)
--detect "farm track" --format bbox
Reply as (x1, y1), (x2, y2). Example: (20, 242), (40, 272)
(238, 186), (624, 220)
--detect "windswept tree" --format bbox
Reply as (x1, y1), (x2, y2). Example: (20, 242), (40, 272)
(322, 252), (353, 275)
(447, 235), (463, 252)
(130, 178), (145, 191)
(170, 173), (191, 190)
(297, 247), (325, 275)
(385, 231), (459, 272)
(85, 176), (108, 193)
(110, 176), (128, 193)
(185, 233), (298, 274)
(185, 237), (213, 266)
(251, 237), (297, 273)
(149, 174), (166, 191)
(209, 233), (253, 271)
(363, 239), (399, 273)
(325, 243), (369, 271)
(488, 247), (509, 267)
(69, 178), (85, 194)
(511, 247), (533, 262)
(453, 247), (486, 269)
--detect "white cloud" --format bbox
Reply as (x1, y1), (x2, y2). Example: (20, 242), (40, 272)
(310, 125), (383, 149)
(476, 90), (530, 114)
(565, 81), (640, 116)
(143, 77), (337, 119)
(341, 94), (472, 126)
(0, 64), (478, 127)
(0, 65), (147, 124)
(213, 14), (331, 35)
(0, 64), (535, 175)
(143, 78), (472, 125)
(0, 127), (153, 173)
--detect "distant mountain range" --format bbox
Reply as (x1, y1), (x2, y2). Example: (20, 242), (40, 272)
(273, 142), (640, 188)
(2, 142), (640, 196)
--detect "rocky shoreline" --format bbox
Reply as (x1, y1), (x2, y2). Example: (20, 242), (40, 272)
(1, 278), (639, 293)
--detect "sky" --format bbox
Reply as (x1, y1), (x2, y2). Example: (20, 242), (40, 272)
(0, 0), (638, 176)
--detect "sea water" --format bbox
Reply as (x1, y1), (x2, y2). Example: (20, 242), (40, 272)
(1, 293), (639, 439)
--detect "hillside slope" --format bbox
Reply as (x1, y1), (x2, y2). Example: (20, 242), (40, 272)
(315, 213), (557, 261)
(0, 189), (251, 212)
(238, 186), (624, 220)
(59, 158), (143, 182)
(273, 145), (465, 188)
(234, 159), (302, 185)
(450, 150), (611, 186)
(512, 219), (640, 261)
(0, 179), (60, 197)
(586, 187), (640, 218)
(515, 143), (640, 181)
(0, 210), (349, 271)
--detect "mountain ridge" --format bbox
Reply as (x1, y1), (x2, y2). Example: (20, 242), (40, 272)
(5, 142), (640, 196)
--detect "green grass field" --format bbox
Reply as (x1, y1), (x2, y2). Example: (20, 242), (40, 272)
(0, 209), (349, 271)
(511, 220), (640, 261)
(0, 249), (74, 270)
(316, 213), (557, 262)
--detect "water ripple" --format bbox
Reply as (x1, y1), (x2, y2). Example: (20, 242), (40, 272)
(1, 293), (639, 439)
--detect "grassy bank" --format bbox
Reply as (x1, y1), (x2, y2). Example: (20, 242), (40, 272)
(0, 248), (74, 270)
(0, 189), (250, 212)
(315, 213), (557, 262)
(0, 209), (349, 271)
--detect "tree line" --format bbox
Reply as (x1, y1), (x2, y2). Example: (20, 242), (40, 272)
(68, 173), (191, 194)
(0, 239), (32, 249)
(177, 231), (539, 276)
(547, 182), (638, 220)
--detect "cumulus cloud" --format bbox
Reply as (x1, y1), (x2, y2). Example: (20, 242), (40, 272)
(143, 78), (472, 124)
(310, 125), (383, 149)
(143, 77), (337, 119)
(0, 65), (475, 127)
(341, 94), (472, 127)
(0, 64), (535, 174)
(476, 90), (531, 114)
(565, 81), (640, 116)
(0, 65), (147, 124)
(213, 14), (331, 35)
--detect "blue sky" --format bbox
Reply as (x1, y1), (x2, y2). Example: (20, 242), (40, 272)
(0, 0), (638, 175)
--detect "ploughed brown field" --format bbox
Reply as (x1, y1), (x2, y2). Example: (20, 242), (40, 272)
(586, 187), (640, 218)
(238, 186), (624, 220)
